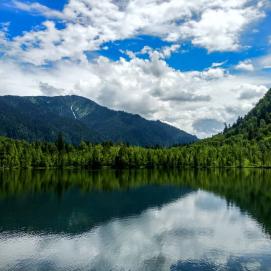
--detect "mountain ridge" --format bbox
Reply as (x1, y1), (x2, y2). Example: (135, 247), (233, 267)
(0, 95), (197, 146)
(0, 90), (271, 169)
(224, 88), (271, 141)
(197, 88), (271, 147)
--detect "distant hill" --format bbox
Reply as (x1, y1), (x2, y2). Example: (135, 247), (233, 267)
(196, 88), (271, 147)
(0, 95), (197, 146)
(224, 88), (271, 141)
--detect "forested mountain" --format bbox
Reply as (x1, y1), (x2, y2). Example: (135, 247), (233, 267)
(224, 89), (271, 141)
(199, 88), (271, 145)
(0, 95), (197, 146)
(0, 89), (271, 169)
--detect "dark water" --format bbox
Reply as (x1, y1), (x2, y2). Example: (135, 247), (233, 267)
(0, 169), (271, 271)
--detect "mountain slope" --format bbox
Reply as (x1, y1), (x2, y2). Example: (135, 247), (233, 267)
(195, 88), (271, 147)
(224, 88), (271, 141)
(0, 95), (197, 146)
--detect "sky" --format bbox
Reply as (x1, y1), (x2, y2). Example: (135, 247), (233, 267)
(0, 0), (271, 138)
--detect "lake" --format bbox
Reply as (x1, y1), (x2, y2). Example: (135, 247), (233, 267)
(0, 169), (271, 270)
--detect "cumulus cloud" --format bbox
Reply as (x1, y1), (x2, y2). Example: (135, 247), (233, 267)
(160, 93), (211, 102)
(0, 0), (269, 137)
(122, 44), (180, 61)
(225, 105), (252, 119)
(39, 82), (65, 96)
(11, 1), (65, 19)
(178, 7), (263, 52)
(0, 23), (10, 50)
(211, 61), (227, 68)
(159, 44), (181, 59)
(193, 118), (225, 136)
(1, 0), (266, 64)
(256, 54), (271, 69)
(201, 67), (227, 80)
(235, 59), (255, 71)
(237, 84), (268, 100)
(0, 54), (269, 137)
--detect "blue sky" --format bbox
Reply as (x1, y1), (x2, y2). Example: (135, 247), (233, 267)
(0, 0), (271, 137)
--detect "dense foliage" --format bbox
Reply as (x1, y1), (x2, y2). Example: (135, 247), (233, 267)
(0, 89), (271, 169)
(0, 95), (197, 146)
(0, 133), (270, 169)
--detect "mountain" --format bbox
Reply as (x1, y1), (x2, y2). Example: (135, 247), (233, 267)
(0, 95), (197, 146)
(197, 88), (271, 147)
(223, 88), (271, 141)
(0, 91), (270, 169)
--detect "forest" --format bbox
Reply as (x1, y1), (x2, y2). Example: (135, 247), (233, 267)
(0, 89), (271, 169)
(0, 132), (270, 169)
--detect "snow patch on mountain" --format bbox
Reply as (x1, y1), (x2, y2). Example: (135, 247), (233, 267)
(71, 105), (77, 119)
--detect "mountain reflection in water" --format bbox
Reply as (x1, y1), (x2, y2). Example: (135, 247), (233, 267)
(0, 169), (271, 271)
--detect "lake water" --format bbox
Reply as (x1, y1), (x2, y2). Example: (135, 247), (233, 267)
(0, 169), (271, 270)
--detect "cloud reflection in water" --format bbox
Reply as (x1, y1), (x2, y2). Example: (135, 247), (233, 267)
(0, 191), (271, 271)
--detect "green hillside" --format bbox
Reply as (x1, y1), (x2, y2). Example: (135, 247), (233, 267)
(225, 88), (271, 141)
(0, 90), (271, 169)
(0, 95), (197, 147)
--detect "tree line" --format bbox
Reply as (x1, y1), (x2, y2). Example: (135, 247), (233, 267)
(0, 132), (271, 169)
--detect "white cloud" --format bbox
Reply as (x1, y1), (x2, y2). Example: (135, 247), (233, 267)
(0, 54), (269, 138)
(125, 44), (180, 60)
(211, 61), (227, 68)
(237, 83), (268, 100)
(201, 67), (227, 80)
(178, 7), (264, 52)
(0, 23), (10, 50)
(235, 59), (255, 71)
(193, 118), (224, 135)
(256, 54), (271, 69)
(11, 1), (65, 19)
(0, 0), (269, 138)
(160, 44), (180, 58)
(1, 0), (266, 64)
(39, 82), (65, 96)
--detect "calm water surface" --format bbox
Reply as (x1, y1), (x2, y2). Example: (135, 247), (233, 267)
(0, 169), (271, 270)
